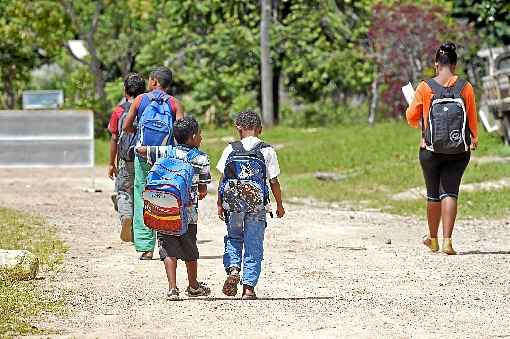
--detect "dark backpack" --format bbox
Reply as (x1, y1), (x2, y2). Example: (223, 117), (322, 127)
(138, 93), (174, 146)
(117, 101), (137, 162)
(424, 79), (470, 154)
(219, 141), (270, 213)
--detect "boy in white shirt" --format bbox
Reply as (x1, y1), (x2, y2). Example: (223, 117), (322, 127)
(216, 110), (285, 300)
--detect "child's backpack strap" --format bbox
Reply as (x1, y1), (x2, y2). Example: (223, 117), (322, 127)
(230, 141), (246, 153)
(186, 147), (201, 162)
(252, 142), (270, 152)
(146, 92), (156, 102)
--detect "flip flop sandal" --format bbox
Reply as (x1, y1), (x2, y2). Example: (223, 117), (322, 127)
(422, 235), (439, 252)
(222, 273), (240, 296)
(139, 252), (153, 260)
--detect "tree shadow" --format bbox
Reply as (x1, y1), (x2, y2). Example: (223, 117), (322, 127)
(199, 255), (223, 259)
(458, 250), (510, 255)
(183, 296), (335, 302)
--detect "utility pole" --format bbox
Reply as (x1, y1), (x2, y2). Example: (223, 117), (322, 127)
(260, 0), (274, 126)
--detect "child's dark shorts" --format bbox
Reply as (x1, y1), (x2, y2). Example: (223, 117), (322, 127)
(158, 224), (199, 261)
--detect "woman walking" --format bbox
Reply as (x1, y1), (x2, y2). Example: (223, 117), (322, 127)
(406, 42), (478, 255)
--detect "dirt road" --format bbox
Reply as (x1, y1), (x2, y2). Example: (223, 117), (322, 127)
(1, 168), (509, 338)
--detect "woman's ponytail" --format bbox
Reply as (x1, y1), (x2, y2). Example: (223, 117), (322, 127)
(435, 42), (457, 65)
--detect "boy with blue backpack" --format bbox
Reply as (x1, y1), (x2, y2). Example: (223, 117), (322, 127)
(107, 73), (146, 242)
(216, 111), (285, 300)
(136, 117), (211, 300)
(123, 66), (184, 260)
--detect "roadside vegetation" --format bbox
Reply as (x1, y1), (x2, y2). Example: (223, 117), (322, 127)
(96, 122), (510, 219)
(0, 208), (67, 337)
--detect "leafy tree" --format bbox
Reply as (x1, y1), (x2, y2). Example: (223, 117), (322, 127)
(367, 2), (475, 118)
(137, 1), (261, 125)
(274, 0), (373, 120)
(452, 0), (510, 45)
(0, 0), (65, 108)
(57, 0), (159, 132)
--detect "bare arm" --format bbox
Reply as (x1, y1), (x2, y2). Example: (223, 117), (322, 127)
(173, 98), (185, 120)
(198, 184), (207, 200)
(217, 175), (225, 220)
(269, 177), (285, 218)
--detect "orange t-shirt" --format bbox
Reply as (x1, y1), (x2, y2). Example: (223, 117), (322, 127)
(405, 76), (478, 139)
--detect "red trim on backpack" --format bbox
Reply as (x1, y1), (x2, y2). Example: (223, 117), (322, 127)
(168, 96), (177, 115)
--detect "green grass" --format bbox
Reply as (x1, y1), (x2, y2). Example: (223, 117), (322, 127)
(95, 138), (110, 166)
(0, 208), (67, 337)
(96, 122), (510, 218)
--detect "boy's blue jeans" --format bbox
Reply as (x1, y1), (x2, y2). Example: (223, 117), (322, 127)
(223, 210), (266, 287)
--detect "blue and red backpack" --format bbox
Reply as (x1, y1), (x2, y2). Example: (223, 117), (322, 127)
(142, 147), (199, 236)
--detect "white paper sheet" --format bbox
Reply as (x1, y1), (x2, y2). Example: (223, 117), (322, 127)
(402, 82), (415, 105)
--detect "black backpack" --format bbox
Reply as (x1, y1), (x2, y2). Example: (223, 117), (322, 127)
(424, 78), (470, 154)
(117, 101), (137, 162)
(219, 141), (270, 212)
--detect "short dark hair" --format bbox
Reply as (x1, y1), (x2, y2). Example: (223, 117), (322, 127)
(435, 42), (457, 65)
(149, 66), (173, 90)
(173, 116), (199, 144)
(234, 110), (262, 130)
(124, 73), (146, 98)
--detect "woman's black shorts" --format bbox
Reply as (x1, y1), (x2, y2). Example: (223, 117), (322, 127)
(419, 149), (470, 201)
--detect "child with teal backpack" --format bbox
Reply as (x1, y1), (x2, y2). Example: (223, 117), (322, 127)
(123, 66), (184, 260)
(136, 117), (211, 300)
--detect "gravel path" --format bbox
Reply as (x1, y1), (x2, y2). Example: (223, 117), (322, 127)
(1, 168), (509, 339)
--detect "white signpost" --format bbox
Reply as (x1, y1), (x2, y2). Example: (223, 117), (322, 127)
(0, 110), (94, 168)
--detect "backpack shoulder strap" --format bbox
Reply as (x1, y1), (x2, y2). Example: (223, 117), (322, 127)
(452, 78), (467, 98)
(146, 92), (156, 101)
(161, 93), (170, 103)
(230, 141), (245, 153)
(117, 103), (130, 133)
(252, 141), (271, 151)
(121, 101), (131, 112)
(186, 147), (201, 162)
(426, 79), (444, 98)
(168, 96), (177, 113)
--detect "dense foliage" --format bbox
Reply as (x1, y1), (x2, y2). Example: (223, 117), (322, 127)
(0, 0), (506, 133)
(367, 2), (476, 117)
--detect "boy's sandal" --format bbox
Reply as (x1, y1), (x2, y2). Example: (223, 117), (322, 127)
(222, 271), (240, 296)
(242, 293), (257, 300)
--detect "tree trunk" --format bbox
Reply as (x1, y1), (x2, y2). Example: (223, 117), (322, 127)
(2, 66), (17, 109)
(273, 67), (280, 123)
(368, 72), (379, 125)
(260, 0), (274, 126)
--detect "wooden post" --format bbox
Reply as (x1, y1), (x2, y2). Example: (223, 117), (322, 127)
(261, 0), (274, 126)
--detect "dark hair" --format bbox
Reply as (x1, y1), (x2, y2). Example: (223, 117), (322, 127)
(124, 73), (146, 98)
(173, 116), (199, 144)
(234, 110), (262, 130)
(435, 42), (457, 65)
(149, 66), (173, 90)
